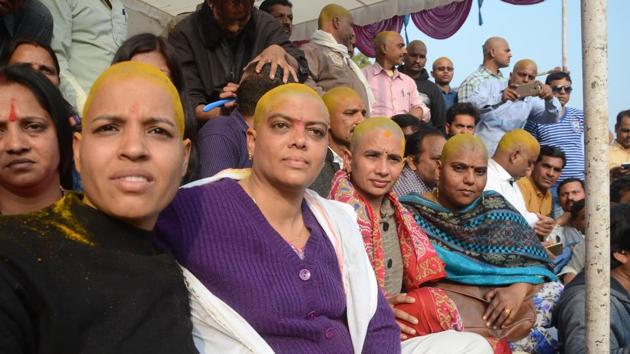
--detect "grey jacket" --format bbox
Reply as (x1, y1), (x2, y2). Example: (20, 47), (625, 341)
(554, 272), (630, 354)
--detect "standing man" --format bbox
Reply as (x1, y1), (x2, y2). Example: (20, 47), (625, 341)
(301, 4), (373, 114)
(525, 72), (585, 185)
(0, 0), (52, 60)
(458, 36), (511, 103)
(517, 145), (566, 217)
(40, 0), (127, 111)
(431, 56), (457, 110)
(169, 0), (307, 121)
(467, 59), (560, 156)
(610, 109), (630, 179)
(259, 0), (293, 38)
(310, 86), (366, 196)
(363, 31), (429, 121)
(399, 40), (446, 131)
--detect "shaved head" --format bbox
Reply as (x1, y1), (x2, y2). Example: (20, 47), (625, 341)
(407, 40), (426, 51)
(496, 129), (540, 156)
(350, 117), (404, 154)
(513, 59), (538, 74)
(322, 86), (362, 113)
(482, 37), (507, 57)
(441, 134), (488, 164)
(318, 4), (350, 28)
(84, 61), (185, 138)
(432, 56), (453, 70)
(253, 83), (327, 128)
(373, 31), (399, 51)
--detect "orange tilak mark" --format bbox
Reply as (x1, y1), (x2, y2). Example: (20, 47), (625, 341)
(129, 102), (140, 116)
(383, 130), (392, 138)
(8, 100), (17, 122)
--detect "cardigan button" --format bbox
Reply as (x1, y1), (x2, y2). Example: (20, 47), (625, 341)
(325, 327), (335, 339)
(306, 311), (317, 320)
(299, 268), (311, 281)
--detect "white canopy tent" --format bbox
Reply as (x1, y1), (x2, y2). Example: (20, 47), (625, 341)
(122, 0), (463, 40)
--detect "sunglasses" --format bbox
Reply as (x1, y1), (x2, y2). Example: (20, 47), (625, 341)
(552, 85), (573, 94)
(435, 66), (454, 72)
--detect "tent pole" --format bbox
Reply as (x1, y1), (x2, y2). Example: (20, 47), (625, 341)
(562, 0), (567, 71)
(581, 0), (610, 352)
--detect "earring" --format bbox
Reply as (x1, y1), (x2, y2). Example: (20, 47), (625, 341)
(248, 151), (253, 161)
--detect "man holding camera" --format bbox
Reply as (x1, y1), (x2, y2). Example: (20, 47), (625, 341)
(466, 59), (561, 156)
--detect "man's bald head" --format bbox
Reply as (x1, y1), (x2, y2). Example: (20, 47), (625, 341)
(482, 36), (511, 69)
(373, 31), (399, 52)
(318, 4), (349, 28)
(322, 86), (362, 114)
(513, 59), (538, 74)
(496, 129), (540, 156)
(441, 134), (488, 164)
(350, 117), (404, 154)
(253, 83), (328, 128)
(407, 40), (426, 52)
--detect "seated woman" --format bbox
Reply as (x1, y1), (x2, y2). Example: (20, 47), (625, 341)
(400, 134), (561, 353)
(0, 62), (196, 352)
(0, 64), (73, 215)
(329, 117), (492, 353)
(155, 84), (401, 353)
(112, 32), (198, 183)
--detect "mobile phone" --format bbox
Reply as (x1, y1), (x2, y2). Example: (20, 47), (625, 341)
(545, 242), (564, 256)
(622, 163), (630, 169)
(514, 81), (542, 97)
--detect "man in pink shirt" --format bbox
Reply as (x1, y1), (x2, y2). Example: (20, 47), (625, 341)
(362, 31), (429, 121)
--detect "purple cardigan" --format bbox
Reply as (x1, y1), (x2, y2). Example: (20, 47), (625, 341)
(155, 179), (400, 353)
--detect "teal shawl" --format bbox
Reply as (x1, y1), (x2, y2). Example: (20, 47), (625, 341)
(400, 191), (556, 285)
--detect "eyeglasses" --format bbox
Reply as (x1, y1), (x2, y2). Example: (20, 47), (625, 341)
(435, 66), (454, 72)
(552, 85), (573, 94)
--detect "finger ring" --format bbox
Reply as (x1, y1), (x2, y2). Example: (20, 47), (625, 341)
(504, 308), (512, 315)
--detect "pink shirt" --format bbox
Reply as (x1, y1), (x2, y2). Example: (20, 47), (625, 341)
(362, 62), (430, 121)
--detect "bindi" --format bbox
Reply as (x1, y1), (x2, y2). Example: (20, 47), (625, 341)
(382, 130), (392, 139)
(129, 102), (140, 116)
(8, 100), (17, 122)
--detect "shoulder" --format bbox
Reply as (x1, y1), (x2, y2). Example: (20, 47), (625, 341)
(197, 115), (238, 139)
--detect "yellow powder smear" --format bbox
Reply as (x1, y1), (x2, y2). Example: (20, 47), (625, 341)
(43, 195), (95, 246)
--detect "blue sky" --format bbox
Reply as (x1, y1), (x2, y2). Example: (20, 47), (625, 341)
(404, 0), (627, 130)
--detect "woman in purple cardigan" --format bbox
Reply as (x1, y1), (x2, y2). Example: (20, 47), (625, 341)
(155, 83), (401, 353)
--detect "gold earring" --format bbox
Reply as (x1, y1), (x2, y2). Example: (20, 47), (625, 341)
(248, 151), (253, 160)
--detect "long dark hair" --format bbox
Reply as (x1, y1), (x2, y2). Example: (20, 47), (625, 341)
(0, 64), (74, 189)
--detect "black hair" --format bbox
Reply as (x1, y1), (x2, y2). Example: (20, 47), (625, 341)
(610, 203), (630, 268)
(558, 177), (585, 194)
(391, 114), (422, 137)
(545, 71), (572, 85)
(0, 64), (74, 189)
(259, 0), (292, 12)
(569, 198), (585, 221)
(112, 33), (199, 183)
(404, 126), (445, 159)
(112, 33), (184, 93)
(615, 109), (630, 129)
(237, 62), (294, 116)
(3, 38), (60, 76)
(538, 145), (566, 168)
(446, 102), (479, 125)
(611, 175), (630, 203)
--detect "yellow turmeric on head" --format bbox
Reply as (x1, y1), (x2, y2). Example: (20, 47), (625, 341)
(253, 83), (327, 128)
(83, 61), (185, 138)
(350, 116), (404, 154)
(318, 4), (350, 29)
(441, 134), (488, 164)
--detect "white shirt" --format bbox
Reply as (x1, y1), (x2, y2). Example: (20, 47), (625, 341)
(485, 159), (539, 227)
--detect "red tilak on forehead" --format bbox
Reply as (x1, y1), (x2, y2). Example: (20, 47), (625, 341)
(130, 102), (140, 116)
(8, 100), (17, 122)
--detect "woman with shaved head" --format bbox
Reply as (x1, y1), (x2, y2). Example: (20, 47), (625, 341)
(401, 134), (562, 352)
(155, 83), (401, 353)
(329, 118), (492, 353)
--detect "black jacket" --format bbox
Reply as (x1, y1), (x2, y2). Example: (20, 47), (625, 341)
(399, 66), (447, 132)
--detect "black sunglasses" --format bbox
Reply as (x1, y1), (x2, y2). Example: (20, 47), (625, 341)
(552, 85), (573, 94)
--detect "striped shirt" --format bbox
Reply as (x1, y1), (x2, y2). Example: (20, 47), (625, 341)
(457, 65), (505, 102)
(524, 106), (585, 182)
(392, 165), (431, 197)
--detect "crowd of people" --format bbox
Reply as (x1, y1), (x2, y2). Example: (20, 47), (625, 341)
(1, 0), (630, 353)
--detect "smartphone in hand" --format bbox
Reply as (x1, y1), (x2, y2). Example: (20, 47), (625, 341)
(514, 81), (542, 97)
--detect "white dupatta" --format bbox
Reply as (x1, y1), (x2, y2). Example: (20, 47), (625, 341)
(180, 169), (379, 354)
